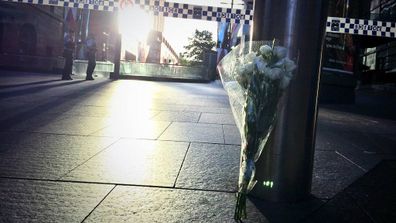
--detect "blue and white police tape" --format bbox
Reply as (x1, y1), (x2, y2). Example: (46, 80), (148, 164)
(326, 16), (396, 38)
(2, 0), (253, 24)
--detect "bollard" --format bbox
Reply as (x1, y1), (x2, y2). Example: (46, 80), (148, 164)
(250, 0), (329, 202)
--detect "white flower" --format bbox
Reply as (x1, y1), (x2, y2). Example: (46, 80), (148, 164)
(244, 62), (254, 74)
(281, 76), (292, 89)
(266, 67), (282, 80)
(275, 58), (285, 67)
(254, 56), (267, 73)
(284, 58), (297, 72)
(273, 46), (287, 59)
(259, 45), (272, 57)
(245, 52), (256, 63)
(237, 65), (245, 75)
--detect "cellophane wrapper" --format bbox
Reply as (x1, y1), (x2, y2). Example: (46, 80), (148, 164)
(217, 41), (296, 220)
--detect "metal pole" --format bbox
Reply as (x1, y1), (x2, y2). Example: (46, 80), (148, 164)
(112, 33), (121, 80)
(85, 10), (90, 38)
(110, 11), (121, 80)
(250, 0), (328, 202)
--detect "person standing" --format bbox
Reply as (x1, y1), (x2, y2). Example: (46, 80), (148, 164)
(62, 30), (75, 80)
(85, 34), (97, 80)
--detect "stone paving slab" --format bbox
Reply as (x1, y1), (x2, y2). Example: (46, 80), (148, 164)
(199, 113), (236, 125)
(4, 114), (68, 132)
(0, 133), (118, 179)
(33, 116), (111, 136)
(90, 120), (171, 139)
(343, 160), (396, 223)
(304, 160), (396, 223)
(60, 106), (161, 120)
(159, 122), (224, 144)
(0, 132), (116, 150)
(316, 116), (396, 171)
(84, 185), (268, 223)
(318, 108), (396, 135)
(0, 179), (113, 222)
(303, 194), (373, 223)
(176, 143), (240, 192)
(311, 150), (365, 199)
(151, 103), (188, 112)
(152, 98), (228, 108)
(248, 196), (325, 223)
(62, 139), (189, 187)
(223, 124), (241, 145)
(183, 105), (232, 114)
(151, 111), (201, 122)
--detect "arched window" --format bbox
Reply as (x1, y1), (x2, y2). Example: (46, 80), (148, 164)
(18, 23), (37, 55)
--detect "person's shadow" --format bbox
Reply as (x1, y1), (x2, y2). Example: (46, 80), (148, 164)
(0, 78), (111, 130)
(0, 79), (86, 99)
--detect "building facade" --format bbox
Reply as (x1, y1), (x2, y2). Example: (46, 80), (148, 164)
(321, 0), (396, 103)
(0, 2), (64, 72)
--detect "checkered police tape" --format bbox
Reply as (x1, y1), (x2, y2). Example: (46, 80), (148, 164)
(3, 0), (116, 11)
(131, 0), (253, 25)
(326, 16), (396, 38)
(1, 0), (253, 24)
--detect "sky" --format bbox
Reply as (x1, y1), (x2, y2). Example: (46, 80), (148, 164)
(163, 0), (246, 54)
(163, 18), (217, 55)
(118, 0), (246, 55)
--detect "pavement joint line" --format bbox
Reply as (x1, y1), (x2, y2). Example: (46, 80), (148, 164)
(148, 138), (240, 146)
(28, 131), (98, 137)
(149, 119), (201, 124)
(56, 137), (123, 180)
(221, 124), (226, 144)
(155, 121), (173, 140)
(347, 193), (378, 223)
(0, 130), (91, 137)
(1, 132), (242, 146)
(173, 142), (191, 188)
(0, 176), (237, 194)
(0, 130), (120, 141)
(87, 121), (114, 136)
(0, 132), (239, 146)
(148, 112), (160, 120)
(222, 123), (237, 126)
(80, 184), (117, 223)
(335, 150), (367, 172)
(197, 112), (203, 123)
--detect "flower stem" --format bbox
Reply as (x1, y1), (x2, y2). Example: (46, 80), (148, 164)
(234, 192), (247, 220)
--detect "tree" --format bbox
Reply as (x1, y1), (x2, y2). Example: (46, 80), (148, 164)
(182, 30), (216, 65)
(178, 53), (192, 66)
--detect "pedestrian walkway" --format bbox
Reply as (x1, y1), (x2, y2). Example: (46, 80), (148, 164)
(0, 71), (395, 222)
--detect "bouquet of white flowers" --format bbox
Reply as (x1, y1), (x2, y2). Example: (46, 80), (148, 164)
(217, 40), (296, 220)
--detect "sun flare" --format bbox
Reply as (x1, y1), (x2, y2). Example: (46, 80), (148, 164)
(118, 5), (153, 43)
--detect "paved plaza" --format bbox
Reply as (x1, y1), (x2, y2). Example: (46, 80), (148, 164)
(0, 71), (395, 222)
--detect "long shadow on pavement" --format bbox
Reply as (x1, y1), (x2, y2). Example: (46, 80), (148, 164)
(0, 79), (62, 89)
(301, 160), (396, 223)
(0, 80), (86, 99)
(0, 79), (112, 130)
(247, 195), (325, 223)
